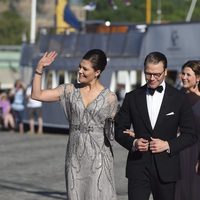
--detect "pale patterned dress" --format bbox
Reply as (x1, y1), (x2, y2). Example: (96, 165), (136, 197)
(58, 83), (118, 200)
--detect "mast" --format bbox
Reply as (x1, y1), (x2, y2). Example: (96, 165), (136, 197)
(186, 0), (197, 22)
(30, 0), (37, 44)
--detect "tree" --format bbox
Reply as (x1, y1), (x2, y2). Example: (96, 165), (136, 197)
(0, 11), (28, 45)
(83, 0), (200, 23)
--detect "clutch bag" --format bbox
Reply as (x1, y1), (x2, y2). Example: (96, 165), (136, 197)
(104, 117), (115, 141)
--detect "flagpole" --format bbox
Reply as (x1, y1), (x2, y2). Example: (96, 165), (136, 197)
(146, 0), (151, 24)
(186, 0), (197, 22)
(157, 0), (162, 24)
(30, 0), (37, 44)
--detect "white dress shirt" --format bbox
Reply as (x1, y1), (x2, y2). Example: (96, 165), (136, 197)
(132, 81), (167, 152)
(146, 82), (166, 129)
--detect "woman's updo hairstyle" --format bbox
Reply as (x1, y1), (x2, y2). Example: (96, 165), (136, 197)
(82, 49), (107, 78)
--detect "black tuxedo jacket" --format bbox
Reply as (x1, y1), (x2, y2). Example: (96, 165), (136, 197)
(115, 83), (197, 182)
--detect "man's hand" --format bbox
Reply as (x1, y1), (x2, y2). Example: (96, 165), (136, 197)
(135, 138), (149, 152)
(149, 137), (169, 153)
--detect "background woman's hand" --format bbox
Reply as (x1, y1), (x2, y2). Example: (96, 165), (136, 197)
(37, 51), (57, 71)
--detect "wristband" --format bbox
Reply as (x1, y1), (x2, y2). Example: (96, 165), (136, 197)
(35, 70), (43, 76)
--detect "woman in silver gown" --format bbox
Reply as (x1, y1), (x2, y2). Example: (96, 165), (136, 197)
(31, 49), (118, 200)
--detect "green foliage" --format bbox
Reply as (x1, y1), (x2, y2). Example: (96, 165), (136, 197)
(83, 0), (200, 23)
(1, 0), (200, 45)
(0, 11), (28, 45)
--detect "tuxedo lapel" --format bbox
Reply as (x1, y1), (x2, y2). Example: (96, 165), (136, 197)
(154, 84), (173, 131)
(136, 85), (153, 134)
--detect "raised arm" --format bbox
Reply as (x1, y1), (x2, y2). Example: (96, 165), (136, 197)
(31, 51), (60, 102)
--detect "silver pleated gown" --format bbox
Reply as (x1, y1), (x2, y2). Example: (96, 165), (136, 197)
(59, 83), (118, 200)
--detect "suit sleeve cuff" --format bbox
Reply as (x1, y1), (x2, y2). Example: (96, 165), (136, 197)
(166, 148), (170, 153)
(165, 141), (170, 153)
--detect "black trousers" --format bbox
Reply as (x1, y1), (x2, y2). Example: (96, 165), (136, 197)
(128, 158), (176, 200)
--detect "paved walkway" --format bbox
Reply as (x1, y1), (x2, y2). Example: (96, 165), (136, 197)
(0, 131), (153, 200)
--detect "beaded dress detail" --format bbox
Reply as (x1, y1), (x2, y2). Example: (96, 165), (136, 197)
(59, 83), (118, 200)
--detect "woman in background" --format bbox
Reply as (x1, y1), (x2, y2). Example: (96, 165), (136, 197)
(0, 92), (15, 130)
(9, 79), (26, 134)
(175, 60), (200, 200)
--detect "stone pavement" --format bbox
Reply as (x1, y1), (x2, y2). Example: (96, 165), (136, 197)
(0, 131), (153, 200)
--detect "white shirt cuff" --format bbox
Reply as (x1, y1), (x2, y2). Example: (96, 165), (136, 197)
(132, 139), (138, 152)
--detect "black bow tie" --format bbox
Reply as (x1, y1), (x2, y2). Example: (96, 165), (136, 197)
(147, 86), (163, 96)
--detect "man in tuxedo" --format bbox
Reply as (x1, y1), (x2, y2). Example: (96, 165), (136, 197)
(115, 51), (197, 200)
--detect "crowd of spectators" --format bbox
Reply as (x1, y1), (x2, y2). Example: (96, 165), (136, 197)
(0, 79), (43, 134)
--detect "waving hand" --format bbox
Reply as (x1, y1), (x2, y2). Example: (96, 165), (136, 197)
(32, 51), (60, 102)
(37, 51), (58, 71)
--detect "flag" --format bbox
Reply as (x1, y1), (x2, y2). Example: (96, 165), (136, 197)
(83, 2), (96, 11)
(56, 0), (69, 33)
(64, 3), (81, 30)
